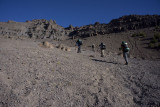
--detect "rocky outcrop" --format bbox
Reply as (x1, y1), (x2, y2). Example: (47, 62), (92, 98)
(26, 19), (66, 39)
(69, 15), (160, 38)
(0, 19), (67, 40)
(108, 15), (160, 31)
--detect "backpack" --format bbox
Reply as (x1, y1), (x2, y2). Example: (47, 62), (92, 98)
(122, 42), (130, 52)
(77, 40), (82, 46)
(99, 43), (106, 49)
(124, 47), (130, 52)
(102, 44), (106, 49)
(100, 43), (106, 49)
(79, 40), (82, 45)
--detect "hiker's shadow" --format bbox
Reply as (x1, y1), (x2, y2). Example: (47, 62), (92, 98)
(92, 59), (118, 64)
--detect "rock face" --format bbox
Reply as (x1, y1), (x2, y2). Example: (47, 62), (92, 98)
(0, 19), (67, 40)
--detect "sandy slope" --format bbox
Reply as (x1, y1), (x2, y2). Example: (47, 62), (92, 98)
(0, 38), (160, 107)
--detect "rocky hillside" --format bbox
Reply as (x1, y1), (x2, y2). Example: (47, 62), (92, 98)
(69, 15), (160, 38)
(0, 15), (160, 60)
(62, 15), (160, 61)
(0, 15), (160, 39)
(0, 15), (160, 106)
(0, 19), (68, 40)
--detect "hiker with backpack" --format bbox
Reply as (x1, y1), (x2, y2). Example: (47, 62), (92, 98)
(99, 42), (106, 57)
(76, 39), (83, 53)
(120, 41), (130, 65)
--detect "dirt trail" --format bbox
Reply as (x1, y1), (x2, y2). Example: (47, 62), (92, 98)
(0, 38), (160, 107)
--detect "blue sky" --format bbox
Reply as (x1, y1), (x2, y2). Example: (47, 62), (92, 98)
(0, 0), (160, 27)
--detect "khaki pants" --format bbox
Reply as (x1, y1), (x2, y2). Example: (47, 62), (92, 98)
(101, 49), (105, 57)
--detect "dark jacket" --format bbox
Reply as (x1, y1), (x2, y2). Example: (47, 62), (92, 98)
(99, 43), (106, 50)
(76, 40), (82, 46)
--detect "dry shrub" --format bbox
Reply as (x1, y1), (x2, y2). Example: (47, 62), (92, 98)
(56, 44), (63, 49)
(56, 44), (65, 50)
(61, 46), (65, 51)
(49, 44), (54, 48)
(39, 41), (54, 48)
(56, 44), (71, 51)
(65, 47), (71, 51)
(43, 41), (50, 46)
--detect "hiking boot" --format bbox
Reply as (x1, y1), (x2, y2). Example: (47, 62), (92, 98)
(125, 62), (128, 65)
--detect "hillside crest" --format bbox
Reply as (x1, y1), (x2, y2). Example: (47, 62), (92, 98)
(0, 15), (160, 39)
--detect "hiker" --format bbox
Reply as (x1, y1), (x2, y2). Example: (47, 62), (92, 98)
(99, 42), (106, 57)
(76, 39), (83, 53)
(92, 44), (95, 52)
(120, 41), (130, 65)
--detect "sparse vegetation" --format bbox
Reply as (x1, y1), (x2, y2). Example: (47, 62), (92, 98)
(56, 44), (71, 51)
(148, 33), (160, 48)
(158, 43), (160, 48)
(150, 37), (158, 44)
(155, 26), (160, 30)
(148, 43), (155, 48)
(139, 32), (146, 38)
(154, 32), (160, 41)
(131, 33), (137, 37)
(132, 32), (146, 38)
